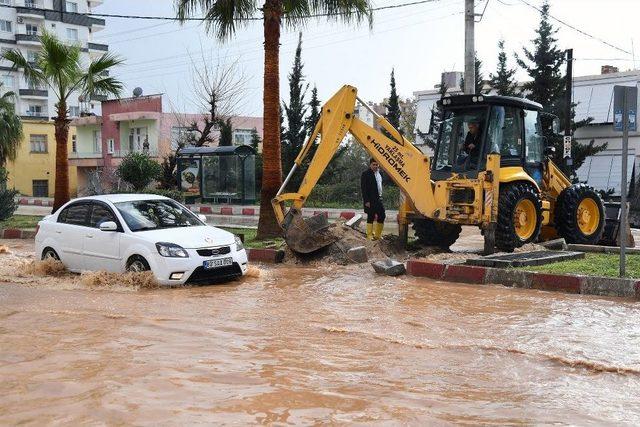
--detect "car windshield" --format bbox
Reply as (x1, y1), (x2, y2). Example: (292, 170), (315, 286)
(435, 107), (487, 172)
(115, 199), (202, 232)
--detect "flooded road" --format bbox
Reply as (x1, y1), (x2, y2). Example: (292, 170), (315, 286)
(1, 242), (640, 424)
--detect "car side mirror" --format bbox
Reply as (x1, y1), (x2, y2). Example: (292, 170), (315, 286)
(197, 214), (207, 223)
(99, 221), (118, 232)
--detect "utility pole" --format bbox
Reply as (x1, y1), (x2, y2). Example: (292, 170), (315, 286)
(464, 0), (475, 94)
(563, 49), (573, 172)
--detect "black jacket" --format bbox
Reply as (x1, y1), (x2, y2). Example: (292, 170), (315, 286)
(361, 168), (382, 209)
(464, 131), (481, 158)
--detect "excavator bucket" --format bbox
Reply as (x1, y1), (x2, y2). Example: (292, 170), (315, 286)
(281, 208), (339, 254)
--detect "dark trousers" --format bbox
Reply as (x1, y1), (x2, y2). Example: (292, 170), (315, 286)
(366, 200), (386, 224)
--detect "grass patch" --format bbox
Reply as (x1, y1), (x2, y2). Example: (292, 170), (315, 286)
(0, 215), (43, 230)
(219, 227), (284, 249)
(519, 253), (640, 279)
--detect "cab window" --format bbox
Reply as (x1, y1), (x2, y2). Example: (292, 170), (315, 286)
(524, 110), (544, 163)
(486, 106), (523, 160)
(58, 203), (91, 227)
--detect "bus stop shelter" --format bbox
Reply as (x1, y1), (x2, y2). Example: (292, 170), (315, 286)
(176, 145), (257, 205)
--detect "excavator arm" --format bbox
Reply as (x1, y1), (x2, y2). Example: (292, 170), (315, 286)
(272, 85), (440, 253)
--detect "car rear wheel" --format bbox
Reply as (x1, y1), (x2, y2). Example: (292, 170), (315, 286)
(126, 256), (150, 273)
(41, 247), (60, 261)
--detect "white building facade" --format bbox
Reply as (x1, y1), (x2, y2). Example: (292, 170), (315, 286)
(0, 0), (107, 120)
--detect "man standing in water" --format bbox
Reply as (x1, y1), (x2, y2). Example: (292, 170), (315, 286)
(360, 159), (386, 240)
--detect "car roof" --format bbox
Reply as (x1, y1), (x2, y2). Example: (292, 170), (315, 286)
(71, 194), (169, 204)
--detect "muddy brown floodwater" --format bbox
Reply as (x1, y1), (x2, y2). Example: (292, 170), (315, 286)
(1, 239), (640, 424)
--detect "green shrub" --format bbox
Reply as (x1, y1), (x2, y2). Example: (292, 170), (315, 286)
(0, 190), (18, 221)
(117, 152), (162, 191)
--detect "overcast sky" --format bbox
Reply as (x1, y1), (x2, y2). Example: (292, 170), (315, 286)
(94, 0), (640, 117)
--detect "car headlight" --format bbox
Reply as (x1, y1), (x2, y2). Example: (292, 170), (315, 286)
(235, 235), (244, 251)
(155, 242), (189, 258)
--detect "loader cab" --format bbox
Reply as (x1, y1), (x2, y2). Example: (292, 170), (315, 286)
(433, 95), (546, 184)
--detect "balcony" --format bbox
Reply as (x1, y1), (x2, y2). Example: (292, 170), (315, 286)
(111, 149), (159, 158)
(16, 6), (46, 20)
(21, 112), (48, 121)
(15, 33), (41, 46)
(19, 88), (48, 99)
(88, 42), (108, 52)
(90, 17), (106, 32)
(69, 151), (105, 167)
(88, 0), (104, 6)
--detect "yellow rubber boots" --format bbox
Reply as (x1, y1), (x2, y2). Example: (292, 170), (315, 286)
(373, 222), (384, 240)
(366, 223), (374, 240)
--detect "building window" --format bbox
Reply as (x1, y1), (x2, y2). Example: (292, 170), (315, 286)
(171, 126), (195, 149)
(65, 1), (78, 12)
(26, 50), (38, 65)
(26, 24), (38, 36)
(92, 130), (102, 153)
(1, 74), (14, 88)
(25, 0), (38, 7)
(27, 104), (43, 117)
(69, 106), (80, 117)
(233, 129), (252, 146)
(30, 134), (47, 153)
(66, 28), (78, 42)
(71, 135), (77, 153)
(0, 0), (11, 6)
(0, 20), (12, 33)
(32, 180), (49, 197)
(107, 138), (114, 154)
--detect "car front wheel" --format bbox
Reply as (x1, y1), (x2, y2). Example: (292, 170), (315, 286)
(126, 256), (150, 273)
(42, 247), (60, 261)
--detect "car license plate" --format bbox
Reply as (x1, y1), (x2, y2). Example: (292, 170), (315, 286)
(203, 257), (233, 270)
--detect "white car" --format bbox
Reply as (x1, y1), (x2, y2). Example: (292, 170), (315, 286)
(35, 194), (248, 285)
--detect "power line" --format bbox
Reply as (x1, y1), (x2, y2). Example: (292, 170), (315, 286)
(516, 0), (631, 56)
(0, 1), (444, 21)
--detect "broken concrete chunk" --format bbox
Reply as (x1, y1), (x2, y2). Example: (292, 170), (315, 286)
(345, 214), (363, 229)
(371, 258), (406, 276)
(346, 246), (368, 263)
(540, 238), (568, 251)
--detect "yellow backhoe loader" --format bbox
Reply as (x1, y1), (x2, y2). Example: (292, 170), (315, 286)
(272, 85), (605, 254)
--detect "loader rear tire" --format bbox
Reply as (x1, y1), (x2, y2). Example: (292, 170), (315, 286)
(555, 184), (605, 245)
(496, 182), (542, 252)
(412, 219), (461, 249)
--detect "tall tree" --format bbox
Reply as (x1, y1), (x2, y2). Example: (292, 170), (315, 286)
(218, 117), (233, 146)
(177, 0), (371, 239)
(475, 54), (487, 94)
(2, 32), (122, 211)
(0, 84), (23, 171)
(516, 1), (604, 176)
(385, 69), (401, 132)
(400, 98), (416, 143)
(304, 85), (321, 137)
(489, 39), (519, 96)
(281, 32), (308, 183)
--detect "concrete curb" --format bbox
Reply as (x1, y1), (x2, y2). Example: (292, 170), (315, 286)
(406, 259), (640, 300)
(0, 228), (36, 239)
(246, 248), (285, 264)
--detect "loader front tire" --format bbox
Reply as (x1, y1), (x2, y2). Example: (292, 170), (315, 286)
(412, 219), (461, 249)
(555, 184), (604, 245)
(496, 182), (542, 252)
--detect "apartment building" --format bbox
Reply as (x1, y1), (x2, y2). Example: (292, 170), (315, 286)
(0, 0), (107, 119)
(71, 91), (264, 195)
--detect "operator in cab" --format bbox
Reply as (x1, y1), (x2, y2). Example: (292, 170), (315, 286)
(463, 118), (482, 166)
(360, 159), (386, 241)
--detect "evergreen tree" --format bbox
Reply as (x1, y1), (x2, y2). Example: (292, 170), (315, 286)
(385, 69), (401, 132)
(304, 85), (321, 137)
(474, 54), (488, 94)
(250, 127), (261, 150)
(517, 1), (604, 177)
(400, 98), (416, 143)
(489, 39), (519, 96)
(218, 117), (233, 146)
(281, 32), (308, 180)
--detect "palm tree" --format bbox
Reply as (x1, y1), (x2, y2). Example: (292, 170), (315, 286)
(0, 83), (23, 175)
(177, 0), (371, 238)
(1, 31), (123, 211)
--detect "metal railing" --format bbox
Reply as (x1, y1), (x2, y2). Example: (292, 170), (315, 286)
(111, 149), (159, 158)
(69, 151), (103, 159)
